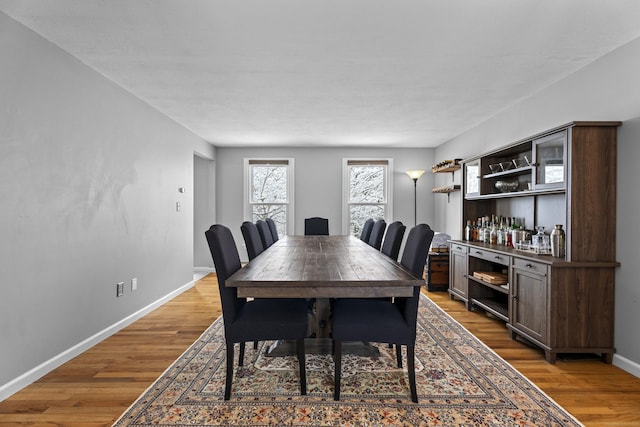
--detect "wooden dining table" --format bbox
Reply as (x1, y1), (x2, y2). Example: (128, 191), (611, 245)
(226, 235), (424, 353)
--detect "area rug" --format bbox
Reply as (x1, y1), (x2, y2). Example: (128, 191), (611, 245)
(113, 295), (582, 426)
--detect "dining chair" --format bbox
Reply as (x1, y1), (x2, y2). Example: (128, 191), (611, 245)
(240, 221), (265, 261)
(359, 218), (374, 242)
(265, 218), (279, 242)
(205, 224), (308, 400)
(332, 223), (434, 403)
(304, 217), (329, 235)
(367, 219), (387, 250)
(256, 219), (275, 248)
(380, 221), (406, 261)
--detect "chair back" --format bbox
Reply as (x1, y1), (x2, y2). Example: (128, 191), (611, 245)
(240, 221), (265, 260)
(367, 219), (387, 250)
(380, 221), (406, 261)
(400, 223), (434, 277)
(304, 217), (329, 235)
(397, 223), (434, 331)
(256, 219), (275, 248)
(265, 218), (279, 241)
(205, 225), (246, 325)
(359, 218), (374, 242)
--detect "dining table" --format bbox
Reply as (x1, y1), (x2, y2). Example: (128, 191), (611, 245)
(226, 234), (425, 355)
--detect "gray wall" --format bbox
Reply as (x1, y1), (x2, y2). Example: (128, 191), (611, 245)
(194, 154), (216, 269)
(215, 147), (435, 262)
(0, 13), (213, 392)
(434, 37), (640, 375)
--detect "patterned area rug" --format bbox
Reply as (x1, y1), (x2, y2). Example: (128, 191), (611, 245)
(113, 295), (583, 426)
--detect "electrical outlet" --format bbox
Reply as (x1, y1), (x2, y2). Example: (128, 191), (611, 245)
(116, 282), (124, 297)
(131, 277), (137, 291)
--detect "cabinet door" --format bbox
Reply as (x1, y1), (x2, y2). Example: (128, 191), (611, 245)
(449, 246), (468, 300)
(533, 131), (566, 190)
(464, 160), (481, 197)
(510, 261), (548, 344)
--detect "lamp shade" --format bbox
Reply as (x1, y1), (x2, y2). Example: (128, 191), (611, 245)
(405, 169), (426, 180)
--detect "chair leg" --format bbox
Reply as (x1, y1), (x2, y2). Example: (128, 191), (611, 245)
(224, 343), (234, 400)
(253, 341), (258, 350)
(333, 340), (342, 401)
(396, 344), (403, 368)
(296, 338), (307, 395)
(238, 342), (246, 366)
(407, 345), (418, 403)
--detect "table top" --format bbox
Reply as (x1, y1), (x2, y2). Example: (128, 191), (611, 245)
(226, 235), (423, 298)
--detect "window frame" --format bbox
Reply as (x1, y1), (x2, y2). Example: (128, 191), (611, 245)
(244, 158), (295, 236)
(342, 158), (393, 235)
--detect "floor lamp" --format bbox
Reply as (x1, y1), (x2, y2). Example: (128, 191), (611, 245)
(406, 170), (425, 226)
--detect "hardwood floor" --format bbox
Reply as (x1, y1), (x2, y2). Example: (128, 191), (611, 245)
(1, 274), (639, 426)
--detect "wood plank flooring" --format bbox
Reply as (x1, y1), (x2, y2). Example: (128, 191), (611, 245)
(1, 274), (639, 426)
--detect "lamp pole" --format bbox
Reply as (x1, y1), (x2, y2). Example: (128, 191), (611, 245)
(405, 170), (425, 226)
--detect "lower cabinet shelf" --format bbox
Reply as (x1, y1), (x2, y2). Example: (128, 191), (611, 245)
(471, 297), (508, 322)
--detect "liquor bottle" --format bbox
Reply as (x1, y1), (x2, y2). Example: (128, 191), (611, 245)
(490, 220), (498, 245)
(497, 219), (504, 245)
(465, 220), (472, 241)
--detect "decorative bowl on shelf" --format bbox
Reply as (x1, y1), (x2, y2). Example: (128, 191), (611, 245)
(495, 180), (519, 193)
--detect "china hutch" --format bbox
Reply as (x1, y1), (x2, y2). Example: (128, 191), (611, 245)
(448, 121), (620, 363)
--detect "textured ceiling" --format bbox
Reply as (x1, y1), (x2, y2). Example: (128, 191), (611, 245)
(2, 0), (640, 147)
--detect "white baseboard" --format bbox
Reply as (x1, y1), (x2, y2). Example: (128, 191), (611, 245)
(194, 266), (215, 272)
(0, 278), (198, 402)
(193, 267), (215, 281)
(613, 353), (640, 378)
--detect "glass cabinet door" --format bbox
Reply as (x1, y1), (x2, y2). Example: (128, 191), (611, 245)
(464, 160), (481, 197)
(533, 131), (566, 189)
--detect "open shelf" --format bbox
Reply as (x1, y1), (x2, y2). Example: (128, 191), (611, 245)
(432, 164), (461, 174)
(432, 185), (461, 194)
(471, 297), (509, 321)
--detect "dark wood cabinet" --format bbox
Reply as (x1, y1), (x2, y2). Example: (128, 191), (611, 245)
(425, 252), (449, 291)
(449, 122), (620, 363)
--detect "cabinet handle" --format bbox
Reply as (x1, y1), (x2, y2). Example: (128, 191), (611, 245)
(525, 263), (533, 268)
(475, 251), (482, 255)
(494, 256), (502, 260)
(512, 295), (518, 300)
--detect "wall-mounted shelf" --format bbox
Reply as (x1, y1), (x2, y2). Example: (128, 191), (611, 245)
(432, 185), (461, 194)
(432, 185), (461, 202)
(432, 159), (461, 202)
(432, 164), (461, 174)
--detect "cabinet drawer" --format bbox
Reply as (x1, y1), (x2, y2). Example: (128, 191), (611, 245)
(428, 271), (449, 284)
(513, 258), (548, 275)
(469, 248), (511, 266)
(429, 261), (449, 272)
(451, 243), (468, 254)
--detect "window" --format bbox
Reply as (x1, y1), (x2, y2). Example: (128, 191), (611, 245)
(245, 159), (294, 236)
(343, 159), (393, 236)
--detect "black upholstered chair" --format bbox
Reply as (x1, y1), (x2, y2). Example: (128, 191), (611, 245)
(332, 223), (434, 403)
(304, 217), (329, 235)
(367, 219), (387, 250)
(240, 221), (265, 261)
(380, 221), (406, 262)
(256, 219), (275, 248)
(359, 218), (374, 242)
(265, 218), (279, 242)
(205, 224), (308, 400)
